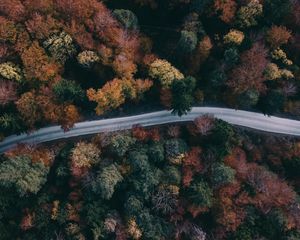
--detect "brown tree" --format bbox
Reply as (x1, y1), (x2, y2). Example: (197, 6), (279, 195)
(21, 41), (61, 82)
(0, 80), (17, 105)
(182, 147), (204, 187)
(214, 0), (237, 23)
(0, 0), (26, 22)
(227, 43), (269, 94)
(15, 91), (42, 128)
(266, 25), (292, 48)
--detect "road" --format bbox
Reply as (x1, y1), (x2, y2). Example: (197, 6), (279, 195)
(1, 107), (300, 153)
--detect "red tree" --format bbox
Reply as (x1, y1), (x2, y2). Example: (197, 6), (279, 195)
(182, 147), (204, 187)
(227, 43), (269, 94)
(0, 80), (17, 105)
(0, 0), (26, 22)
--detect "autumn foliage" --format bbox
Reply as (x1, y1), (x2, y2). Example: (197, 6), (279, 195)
(227, 43), (269, 94)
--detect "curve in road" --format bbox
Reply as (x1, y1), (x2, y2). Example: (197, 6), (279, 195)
(1, 107), (300, 153)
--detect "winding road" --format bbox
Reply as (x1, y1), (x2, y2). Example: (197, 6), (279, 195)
(1, 107), (300, 153)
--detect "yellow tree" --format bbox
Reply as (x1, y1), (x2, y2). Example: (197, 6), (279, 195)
(87, 78), (125, 115)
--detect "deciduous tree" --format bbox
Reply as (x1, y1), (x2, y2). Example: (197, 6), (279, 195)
(87, 79), (125, 115)
(227, 43), (269, 94)
(0, 80), (17, 105)
(0, 155), (49, 196)
(266, 26), (292, 48)
(214, 0), (237, 23)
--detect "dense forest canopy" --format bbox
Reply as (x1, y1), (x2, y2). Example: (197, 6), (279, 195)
(1, 1), (300, 239)
(0, 0), (300, 138)
(1, 118), (300, 239)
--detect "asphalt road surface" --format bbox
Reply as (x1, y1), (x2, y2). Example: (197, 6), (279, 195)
(1, 107), (300, 153)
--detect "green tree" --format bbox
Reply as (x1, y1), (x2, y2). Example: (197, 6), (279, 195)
(128, 150), (150, 172)
(110, 134), (136, 157)
(164, 138), (187, 163)
(209, 68), (227, 87)
(0, 113), (23, 136)
(124, 195), (144, 217)
(53, 79), (84, 104)
(43, 31), (76, 64)
(237, 89), (259, 109)
(211, 119), (235, 150)
(164, 165), (181, 185)
(211, 163), (235, 187)
(0, 156), (49, 196)
(93, 164), (123, 200)
(136, 209), (171, 240)
(171, 76), (196, 116)
(178, 30), (198, 54)
(235, 0), (263, 28)
(147, 142), (165, 164)
(113, 9), (139, 30)
(187, 180), (213, 208)
(224, 48), (239, 66)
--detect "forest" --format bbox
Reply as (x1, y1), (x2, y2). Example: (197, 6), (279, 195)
(0, 0), (300, 138)
(1, 117), (300, 239)
(1, 0), (300, 239)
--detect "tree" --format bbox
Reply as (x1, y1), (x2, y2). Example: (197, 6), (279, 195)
(0, 113), (22, 136)
(110, 134), (136, 157)
(77, 50), (99, 68)
(21, 41), (61, 82)
(149, 59), (184, 88)
(164, 139), (187, 164)
(0, 80), (17, 105)
(271, 48), (293, 65)
(224, 29), (244, 45)
(171, 76), (196, 116)
(187, 180), (213, 208)
(227, 43), (269, 94)
(188, 35), (212, 74)
(177, 31), (198, 54)
(210, 119), (234, 151)
(237, 89), (259, 109)
(0, 0), (26, 22)
(113, 9), (139, 30)
(87, 79), (125, 115)
(224, 47), (239, 66)
(152, 186), (178, 215)
(0, 17), (17, 43)
(214, 0), (237, 23)
(128, 150), (150, 172)
(266, 26), (292, 48)
(16, 91), (42, 128)
(0, 62), (22, 82)
(164, 166), (181, 185)
(192, 114), (215, 136)
(182, 13), (205, 38)
(235, 0), (263, 28)
(0, 156), (49, 196)
(210, 163), (235, 187)
(147, 142), (165, 164)
(182, 147), (204, 187)
(43, 31), (77, 64)
(25, 13), (62, 40)
(94, 164), (123, 200)
(5, 145), (55, 166)
(71, 142), (100, 168)
(53, 79), (84, 104)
